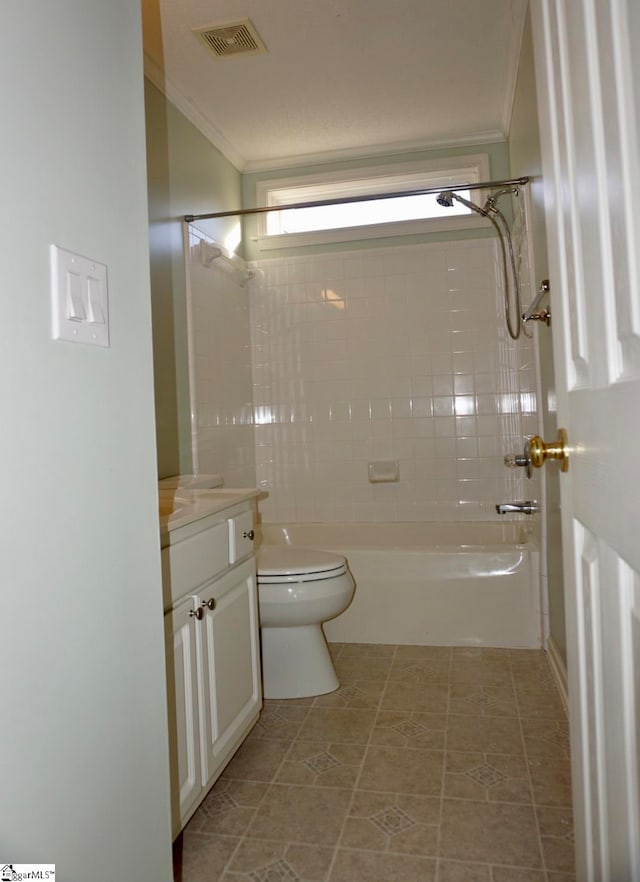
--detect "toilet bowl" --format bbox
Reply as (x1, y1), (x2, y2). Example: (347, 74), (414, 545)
(256, 546), (355, 699)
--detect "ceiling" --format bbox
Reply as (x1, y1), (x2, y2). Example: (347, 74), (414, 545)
(142, 0), (527, 172)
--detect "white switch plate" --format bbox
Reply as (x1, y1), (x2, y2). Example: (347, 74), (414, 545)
(51, 245), (109, 347)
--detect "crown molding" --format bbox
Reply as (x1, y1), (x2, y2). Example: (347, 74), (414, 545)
(242, 130), (508, 174)
(143, 53), (246, 171)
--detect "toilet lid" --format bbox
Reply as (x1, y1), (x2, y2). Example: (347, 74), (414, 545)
(257, 546), (347, 579)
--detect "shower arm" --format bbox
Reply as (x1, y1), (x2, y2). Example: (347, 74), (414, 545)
(184, 176), (530, 223)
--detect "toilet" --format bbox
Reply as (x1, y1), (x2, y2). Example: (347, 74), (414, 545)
(256, 546), (355, 699)
(157, 474), (354, 700)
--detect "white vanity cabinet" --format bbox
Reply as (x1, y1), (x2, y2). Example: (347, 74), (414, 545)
(196, 558), (258, 788)
(162, 496), (261, 838)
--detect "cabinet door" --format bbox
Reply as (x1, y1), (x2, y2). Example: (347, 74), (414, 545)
(165, 597), (201, 837)
(198, 558), (262, 786)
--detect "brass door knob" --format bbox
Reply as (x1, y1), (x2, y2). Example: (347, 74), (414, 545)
(527, 429), (569, 472)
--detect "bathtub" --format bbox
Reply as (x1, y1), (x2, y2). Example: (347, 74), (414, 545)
(257, 522), (541, 648)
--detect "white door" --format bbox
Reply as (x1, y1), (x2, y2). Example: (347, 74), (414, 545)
(531, 1), (640, 879)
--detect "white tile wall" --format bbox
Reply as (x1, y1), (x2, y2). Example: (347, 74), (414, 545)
(186, 229), (256, 487)
(249, 238), (540, 523)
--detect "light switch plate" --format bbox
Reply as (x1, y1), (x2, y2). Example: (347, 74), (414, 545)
(51, 245), (109, 347)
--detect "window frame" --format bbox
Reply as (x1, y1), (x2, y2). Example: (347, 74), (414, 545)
(254, 153), (491, 250)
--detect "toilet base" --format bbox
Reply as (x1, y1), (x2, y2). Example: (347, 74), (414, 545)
(260, 623), (339, 699)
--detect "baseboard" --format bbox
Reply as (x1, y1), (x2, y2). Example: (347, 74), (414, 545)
(546, 636), (569, 713)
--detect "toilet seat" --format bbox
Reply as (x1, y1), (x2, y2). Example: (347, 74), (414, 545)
(257, 546), (347, 583)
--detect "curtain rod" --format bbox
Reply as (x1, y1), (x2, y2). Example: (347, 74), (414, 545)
(184, 175), (530, 223)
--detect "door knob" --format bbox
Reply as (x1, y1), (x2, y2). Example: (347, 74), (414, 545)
(527, 428), (569, 472)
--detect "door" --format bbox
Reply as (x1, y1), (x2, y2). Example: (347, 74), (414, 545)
(531, 1), (640, 879)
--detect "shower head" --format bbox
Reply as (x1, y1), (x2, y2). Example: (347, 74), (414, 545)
(437, 190), (488, 217)
(436, 191), (455, 208)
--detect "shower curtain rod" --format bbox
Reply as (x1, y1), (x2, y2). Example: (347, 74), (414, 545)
(184, 175), (530, 223)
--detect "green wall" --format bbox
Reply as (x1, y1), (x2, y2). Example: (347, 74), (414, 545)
(2, 3), (172, 874)
(509, 11), (566, 666)
(241, 142), (512, 261)
(144, 79), (243, 476)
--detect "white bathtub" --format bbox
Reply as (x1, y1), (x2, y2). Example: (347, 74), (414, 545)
(257, 522), (541, 649)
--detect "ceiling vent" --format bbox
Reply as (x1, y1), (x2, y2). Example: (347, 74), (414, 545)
(195, 20), (267, 59)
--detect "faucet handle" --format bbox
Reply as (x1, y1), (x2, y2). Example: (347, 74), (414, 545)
(504, 453), (528, 467)
(503, 443), (532, 479)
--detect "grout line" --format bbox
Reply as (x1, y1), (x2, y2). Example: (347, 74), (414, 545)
(213, 695), (315, 880)
(433, 645), (453, 882)
(323, 642), (398, 882)
(511, 651), (548, 882)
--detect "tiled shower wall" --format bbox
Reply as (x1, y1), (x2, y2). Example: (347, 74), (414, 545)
(186, 227), (256, 486)
(249, 238), (540, 523)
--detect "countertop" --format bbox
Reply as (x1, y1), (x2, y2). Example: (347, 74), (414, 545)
(159, 487), (261, 534)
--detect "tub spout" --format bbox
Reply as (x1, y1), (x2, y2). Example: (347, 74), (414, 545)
(496, 501), (539, 515)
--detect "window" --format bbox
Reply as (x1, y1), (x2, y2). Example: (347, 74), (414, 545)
(255, 153), (490, 249)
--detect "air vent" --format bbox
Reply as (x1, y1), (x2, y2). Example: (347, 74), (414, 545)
(195, 19), (267, 58)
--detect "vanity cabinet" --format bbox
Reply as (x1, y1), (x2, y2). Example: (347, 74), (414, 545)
(196, 558), (259, 788)
(162, 499), (261, 837)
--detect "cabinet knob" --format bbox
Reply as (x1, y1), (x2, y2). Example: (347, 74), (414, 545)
(243, 529), (255, 540)
(204, 598), (216, 611)
(189, 607), (204, 620)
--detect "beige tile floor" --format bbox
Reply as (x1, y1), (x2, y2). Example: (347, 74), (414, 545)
(173, 644), (575, 882)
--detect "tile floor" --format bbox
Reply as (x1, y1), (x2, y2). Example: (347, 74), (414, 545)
(173, 644), (575, 882)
